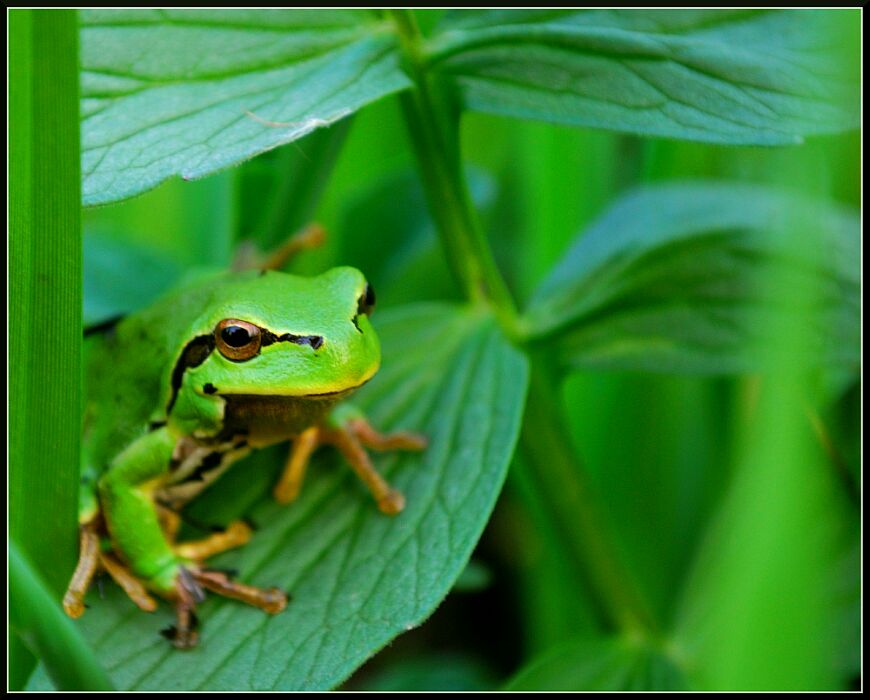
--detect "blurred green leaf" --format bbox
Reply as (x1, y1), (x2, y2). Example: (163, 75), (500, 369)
(10, 542), (113, 690)
(29, 304), (528, 690)
(452, 558), (493, 593)
(335, 167), (494, 305)
(505, 635), (687, 690)
(351, 652), (497, 691)
(80, 9), (410, 205)
(672, 205), (858, 689)
(504, 455), (603, 653)
(235, 119), (352, 251)
(674, 383), (857, 690)
(430, 10), (858, 145)
(84, 233), (186, 326)
(561, 371), (733, 628)
(522, 182), (859, 374)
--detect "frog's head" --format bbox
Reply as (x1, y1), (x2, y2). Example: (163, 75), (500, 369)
(167, 267), (380, 437)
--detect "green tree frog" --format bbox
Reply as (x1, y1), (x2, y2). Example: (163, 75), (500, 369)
(63, 266), (426, 648)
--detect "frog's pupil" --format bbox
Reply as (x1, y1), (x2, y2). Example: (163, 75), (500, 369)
(222, 326), (251, 347)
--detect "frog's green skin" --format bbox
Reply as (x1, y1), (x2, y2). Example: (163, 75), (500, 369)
(80, 267), (379, 595)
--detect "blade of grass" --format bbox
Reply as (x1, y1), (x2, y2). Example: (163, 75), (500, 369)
(9, 7), (83, 683)
(10, 542), (113, 690)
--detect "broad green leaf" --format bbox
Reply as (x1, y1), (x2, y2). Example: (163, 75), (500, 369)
(80, 9), (410, 205)
(521, 182), (859, 375)
(29, 304), (528, 690)
(10, 542), (113, 690)
(429, 10), (858, 145)
(505, 635), (687, 690)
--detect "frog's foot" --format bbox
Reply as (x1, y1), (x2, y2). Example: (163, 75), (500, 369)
(233, 222), (326, 271)
(173, 520), (253, 561)
(158, 565), (287, 649)
(273, 418), (426, 515)
(346, 417), (428, 453)
(161, 567), (206, 649)
(330, 419), (427, 515)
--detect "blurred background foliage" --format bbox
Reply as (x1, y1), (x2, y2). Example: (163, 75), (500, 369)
(77, 97), (861, 691)
(10, 8), (860, 691)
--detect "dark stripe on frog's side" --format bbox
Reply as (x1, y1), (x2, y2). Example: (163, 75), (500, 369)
(189, 451), (224, 482)
(159, 437), (251, 508)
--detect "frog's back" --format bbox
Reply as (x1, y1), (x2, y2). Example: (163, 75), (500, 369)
(84, 272), (236, 471)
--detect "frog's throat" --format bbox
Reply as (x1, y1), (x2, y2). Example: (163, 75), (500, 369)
(216, 384), (365, 445)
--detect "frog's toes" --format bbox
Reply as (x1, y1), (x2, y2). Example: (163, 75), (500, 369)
(347, 418), (428, 452)
(162, 605), (200, 650)
(377, 489), (406, 516)
(191, 569), (288, 615)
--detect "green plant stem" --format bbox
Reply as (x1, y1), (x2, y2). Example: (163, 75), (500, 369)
(390, 8), (655, 640)
(389, 9), (518, 331)
(10, 542), (114, 690)
(10, 9), (83, 686)
(520, 357), (657, 637)
(9, 6), (82, 599)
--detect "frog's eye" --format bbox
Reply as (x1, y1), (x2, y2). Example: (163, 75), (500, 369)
(215, 319), (261, 361)
(357, 283), (376, 316)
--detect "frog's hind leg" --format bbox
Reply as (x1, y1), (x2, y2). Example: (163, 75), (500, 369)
(63, 521), (102, 618)
(98, 551), (158, 612)
(63, 520), (160, 617)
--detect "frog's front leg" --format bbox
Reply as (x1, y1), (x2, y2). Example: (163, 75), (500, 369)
(94, 427), (287, 648)
(273, 406), (427, 515)
(97, 427), (183, 596)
